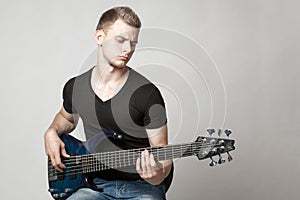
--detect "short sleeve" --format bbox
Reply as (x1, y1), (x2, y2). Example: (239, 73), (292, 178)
(62, 77), (76, 114)
(143, 85), (167, 129)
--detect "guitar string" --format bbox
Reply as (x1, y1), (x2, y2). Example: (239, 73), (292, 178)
(48, 142), (220, 175)
(48, 143), (225, 178)
(50, 147), (221, 179)
(48, 142), (215, 168)
(48, 142), (221, 174)
(49, 146), (208, 179)
(48, 142), (215, 175)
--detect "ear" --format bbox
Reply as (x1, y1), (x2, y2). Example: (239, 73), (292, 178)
(94, 30), (105, 46)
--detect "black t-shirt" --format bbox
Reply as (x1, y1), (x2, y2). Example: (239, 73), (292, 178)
(62, 67), (169, 181)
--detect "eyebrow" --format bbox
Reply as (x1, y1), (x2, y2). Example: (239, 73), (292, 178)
(115, 35), (138, 43)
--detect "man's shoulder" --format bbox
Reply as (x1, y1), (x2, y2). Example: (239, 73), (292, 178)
(128, 68), (155, 88)
(127, 68), (161, 97)
(64, 67), (93, 87)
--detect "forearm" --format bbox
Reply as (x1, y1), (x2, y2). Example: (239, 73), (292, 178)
(142, 125), (171, 185)
(48, 112), (76, 136)
(44, 107), (76, 172)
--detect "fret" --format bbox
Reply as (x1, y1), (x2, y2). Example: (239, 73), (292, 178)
(75, 155), (83, 174)
(166, 146), (172, 160)
(102, 153), (105, 170)
(94, 154), (97, 172)
(134, 150), (139, 166)
(119, 152), (122, 167)
(171, 146), (175, 159)
(96, 154), (100, 172)
(99, 153), (102, 170)
(88, 154), (92, 172)
(127, 149), (130, 166)
(86, 155), (90, 172)
(109, 152), (112, 168)
(92, 154), (95, 172)
(101, 153), (104, 170)
(123, 150), (126, 168)
(97, 153), (100, 171)
(112, 152), (116, 168)
(180, 144), (183, 158)
(86, 155), (89, 172)
(106, 152), (109, 169)
(101, 153), (106, 170)
(114, 152), (118, 168)
(91, 154), (94, 172)
(81, 155), (88, 173)
(103, 152), (107, 169)
(115, 151), (119, 168)
(174, 144), (181, 159)
(90, 154), (93, 172)
(128, 149), (131, 166)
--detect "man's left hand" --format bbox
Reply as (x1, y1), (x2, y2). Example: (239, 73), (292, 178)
(136, 149), (171, 185)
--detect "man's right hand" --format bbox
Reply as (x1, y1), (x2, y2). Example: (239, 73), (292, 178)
(44, 128), (70, 172)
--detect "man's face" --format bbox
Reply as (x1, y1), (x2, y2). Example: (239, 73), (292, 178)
(100, 19), (139, 69)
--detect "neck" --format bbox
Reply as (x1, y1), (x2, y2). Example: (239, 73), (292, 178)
(95, 48), (129, 84)
(91, 57), (130, 102)
(93, 64), (129, 84)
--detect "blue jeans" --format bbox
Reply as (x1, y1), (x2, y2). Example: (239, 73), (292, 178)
(67, 178), (166, 200)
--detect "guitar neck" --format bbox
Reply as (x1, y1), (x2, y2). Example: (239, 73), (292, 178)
(78, 142), (200, 173)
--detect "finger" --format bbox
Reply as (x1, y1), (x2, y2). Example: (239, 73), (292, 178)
(61, 146), (70, 158)
(149, 153), (160, 171)
(49, 154), (63, 173)
(49, 155), (57, 170)
(136, 157), (142, 174)
(141, 150), (147, 174)
(144, 150), (151, 173)
(54, 154), (65, 172)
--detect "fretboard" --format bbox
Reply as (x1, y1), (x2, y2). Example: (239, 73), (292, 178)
(77, 142), (202, 173)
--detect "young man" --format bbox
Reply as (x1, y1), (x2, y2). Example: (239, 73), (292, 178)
(44, 6), (172, 199)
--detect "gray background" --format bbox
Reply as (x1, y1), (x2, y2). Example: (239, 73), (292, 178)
(0, 0), (299, 199)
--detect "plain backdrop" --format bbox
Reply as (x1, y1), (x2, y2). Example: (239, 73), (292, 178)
(0, 0), (299, 199)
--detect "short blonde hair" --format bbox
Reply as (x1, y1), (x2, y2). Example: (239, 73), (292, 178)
(96, 6), (141, 31)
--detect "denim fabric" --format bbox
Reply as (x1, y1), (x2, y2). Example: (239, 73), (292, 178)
(67, 178), (166, 200)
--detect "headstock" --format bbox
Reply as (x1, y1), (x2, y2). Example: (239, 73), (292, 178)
(193, 128), (235, 167)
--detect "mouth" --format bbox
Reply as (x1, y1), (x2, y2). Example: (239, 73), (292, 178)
(119, 56), (129, 61)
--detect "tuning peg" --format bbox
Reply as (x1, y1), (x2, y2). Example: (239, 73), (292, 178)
(206, 128), (215, 136)
(217, 129), (222, 137)
(227, 152), (233, 162)
(218, 140), (225, 146)
(224, 129), (232, 137)
(210, 139), (216, 145)
(209, 157), (217, 167)
(218, 154), (226, 164)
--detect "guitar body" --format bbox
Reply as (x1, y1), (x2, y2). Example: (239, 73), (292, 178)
(48, 134), (90, 199)
(48, 131), (122, 199)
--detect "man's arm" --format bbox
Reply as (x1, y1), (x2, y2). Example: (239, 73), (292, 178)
(44, 106), (79, 172)
(136, 124), (172, 185)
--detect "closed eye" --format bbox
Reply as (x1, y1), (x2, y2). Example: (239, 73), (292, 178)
(115, 37), (125, 43)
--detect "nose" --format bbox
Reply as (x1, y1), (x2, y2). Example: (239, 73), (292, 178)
(122, 41), (132, 53)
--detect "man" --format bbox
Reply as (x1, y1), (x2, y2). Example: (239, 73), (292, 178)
(44, 6), (172, 200)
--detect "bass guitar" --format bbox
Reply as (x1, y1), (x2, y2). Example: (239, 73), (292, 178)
(47, 129), (235, 199)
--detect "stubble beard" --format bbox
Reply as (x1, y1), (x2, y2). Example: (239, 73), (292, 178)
(109, 58), (128, 69)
